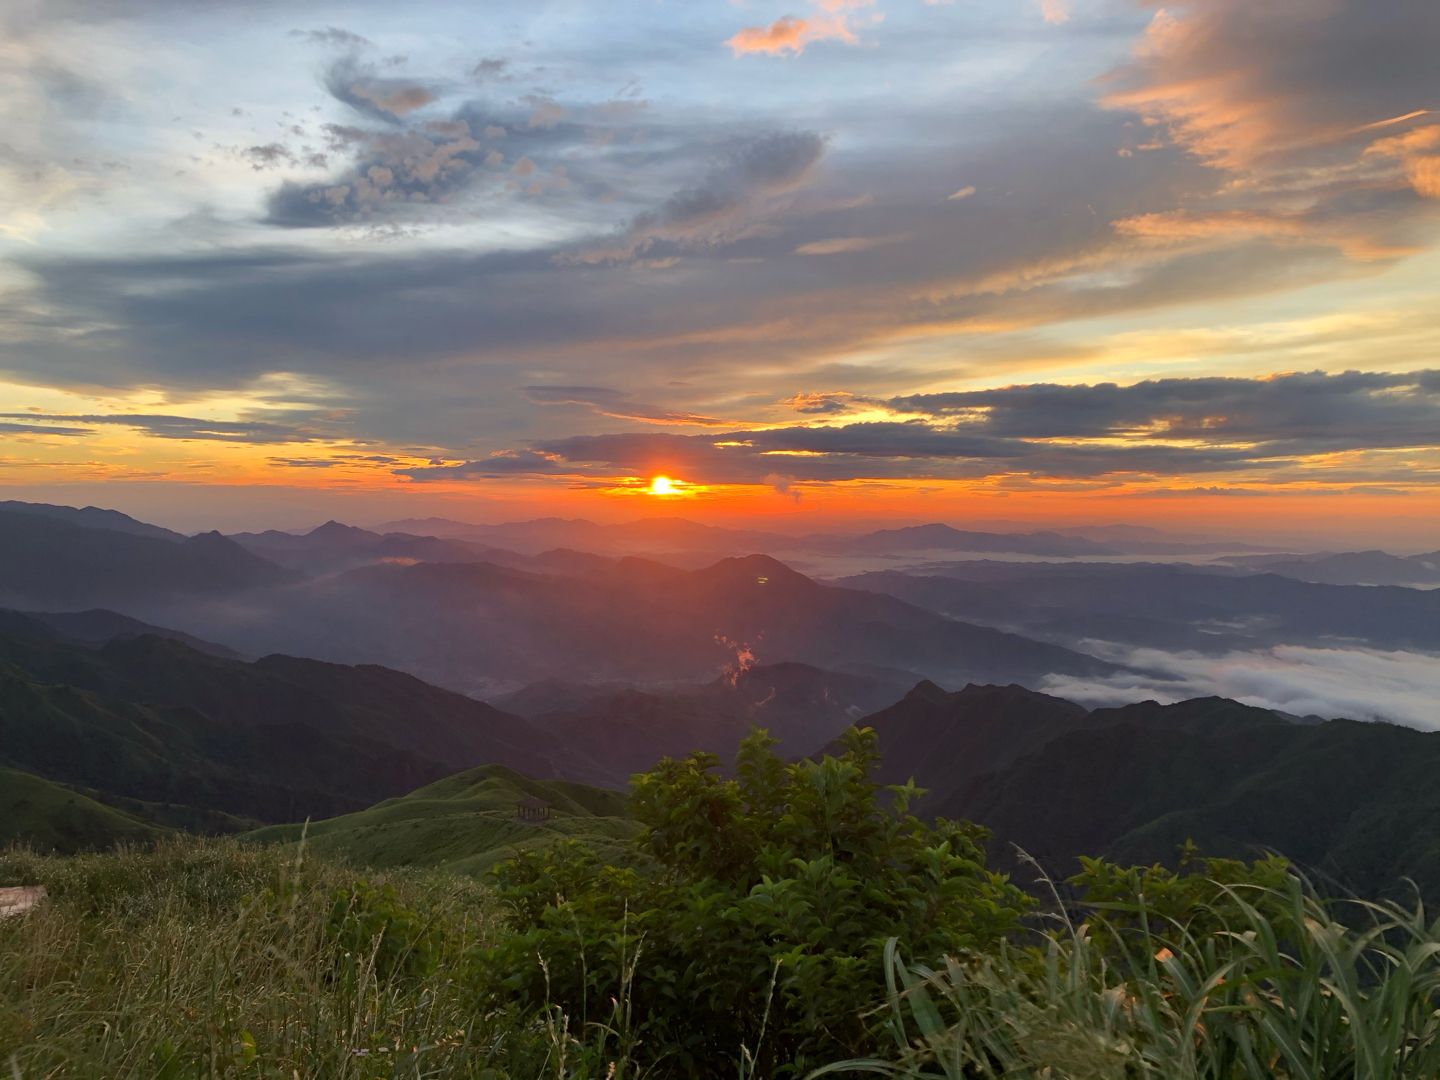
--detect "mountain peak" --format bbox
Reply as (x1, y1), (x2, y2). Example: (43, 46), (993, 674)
(904, 679), (952, 705)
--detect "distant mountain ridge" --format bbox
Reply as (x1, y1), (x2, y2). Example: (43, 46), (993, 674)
(840, 565), (1440, 653)
(1215, 549), (1440, 587)
(845, 683), (1440, 902)
(0, 510), (298, 608)
(0, 500), (186, 542)
(518, 661), (912, 787)
(211, 552), (1122, 695)
(0, 622), (561, 830)
(366, 515), (1276, 558)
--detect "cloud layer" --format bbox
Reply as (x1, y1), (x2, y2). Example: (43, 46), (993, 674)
(1038, 643), (1440, 731)
(402, 370), (1440, 485)
(0, 0), (1434, 504)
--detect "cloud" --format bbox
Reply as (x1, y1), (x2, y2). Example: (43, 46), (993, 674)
(521, 385), (738, 427)
(1364, 123), (1440, 199)
(0, 412), (333, 443)
(725, 14), (857, 56)
(1112, 208), (1421, 261)
(795, 232), (911, 254)
(294, 27), (372, 49)
(1039, 0), (1068, 25)
(562, 130), (827, 262)
(398, 369), (1440, 486)
(0, 420), (95, 436)
(347, 83), (436, 119)
(885, 369), (1440, 448)
(471, 58), (510, 81)
(946, 185), (975, 200)
(1101, 0), (1437, 182)
(523, 96), (567, 131)
(779, 391), (877, 414)
(1037, 643), (1440, 731)
(266, 125), (481, 226)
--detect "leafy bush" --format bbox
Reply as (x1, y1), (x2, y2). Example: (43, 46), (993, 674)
(486, 728), (1033, 1077)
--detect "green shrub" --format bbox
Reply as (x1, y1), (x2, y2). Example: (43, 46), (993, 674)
(485, 728), (1034, 1077)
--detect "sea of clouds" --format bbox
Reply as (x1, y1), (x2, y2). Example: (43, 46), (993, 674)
(1039, 643), (1440, 731)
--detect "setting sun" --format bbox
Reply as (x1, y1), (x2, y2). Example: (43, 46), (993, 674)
(648, 476), (677, 495)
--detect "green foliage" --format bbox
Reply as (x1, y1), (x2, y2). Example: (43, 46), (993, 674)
(818, 855), (1440, 1080)
(325, 879), (438, 982)
(1065, 845), (1296, 953)
(486, 727), (1033, 1077)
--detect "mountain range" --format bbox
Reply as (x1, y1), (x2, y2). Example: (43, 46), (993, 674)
(839, 564), (1440, 653)
(0, 597), (1433, 904)
(203, 553), (1121, 695)
(846, 683), (1439, 901)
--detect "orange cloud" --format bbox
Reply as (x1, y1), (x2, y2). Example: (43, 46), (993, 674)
(1113, 209), (1420, 261)
(725, 13), (857, 56)
(1364, 124), (1440, 198)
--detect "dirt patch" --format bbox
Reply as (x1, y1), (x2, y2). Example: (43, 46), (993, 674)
(0, 885), (46, 918)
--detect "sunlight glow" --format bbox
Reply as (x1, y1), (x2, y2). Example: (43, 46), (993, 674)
(648, 475), (677, 495)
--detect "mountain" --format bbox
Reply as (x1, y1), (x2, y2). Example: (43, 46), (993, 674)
(0, 631), (555, 777)
(839, 564), (1440, 652)
(526, 662), (912, 787)
(206, 553), (1122, 696)
(1217, 550), (1440, 587)
(228, 520), (512, 575)
(242, 763), (638, 875)
(0, 616), (581, 834)
(945, 709), (1440, 902)
(833, 682), (1091, 801)
(833, 524), (1117, 556)
(0, 511), (299, 609)
(0, 607), (247, 659)
(0, 500), (185, 541)
(841, 681), (1438, 901)
(365, 516), (803, 557)
(0, 768), (169, 854)
(0, 658), (453, 826)
(368, 515), (1268, 559)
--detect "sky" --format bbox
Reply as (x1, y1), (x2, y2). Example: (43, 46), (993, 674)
(0, 0), (1436, 542)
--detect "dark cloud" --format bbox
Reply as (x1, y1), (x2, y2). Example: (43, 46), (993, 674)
(293, 26), (372, 49)
(471, 58), (511, 82)
(2, 413), (334, 444)
(522, 385), (734, 426)
(323, 57), (437, 121)
(265, 125), (482, 226)
(1100, 0), (1440, 253)
(886, 370), (1440, 448)
(398, 370), (1438, 485)
(0, 421), (95, 437)
(564, 130), (828, 262)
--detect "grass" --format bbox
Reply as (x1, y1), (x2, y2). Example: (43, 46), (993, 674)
(0, 769), (167, 854)
(3, 836), (1438, 1078)
(239, 763), (640, 875)
(0, 837), (605, 1079)
(816, 872), (1440, 1079)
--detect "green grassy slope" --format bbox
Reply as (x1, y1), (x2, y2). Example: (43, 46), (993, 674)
(242, 763), (637, 875)
(0, 768), (168, 853)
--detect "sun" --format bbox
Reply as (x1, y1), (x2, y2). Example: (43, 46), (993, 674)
(648, 475), (677, 495)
